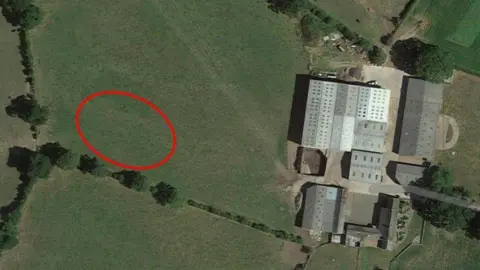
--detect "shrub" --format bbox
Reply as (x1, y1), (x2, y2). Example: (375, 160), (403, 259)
(112, 170), (149, 191)
(5, 94), (48, 125)
(368, 46), (387, 65)
(150, 182), (178, 206)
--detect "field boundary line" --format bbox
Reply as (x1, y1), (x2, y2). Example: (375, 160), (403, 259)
(186, 200), (305, 245)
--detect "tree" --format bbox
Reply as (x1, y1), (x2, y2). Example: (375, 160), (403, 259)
(368, 46), (386, 65)
(5, 94), (48, 125)
(56, 150), (79, 170)
(412, 167), (475, 232)
(112, 170), (149, 192)
(150, 182), (178, 205)
(19, 4), (43, 30)
(27, 153), (53, 179)
(390, 38), (453, 83)
(267, 0), (307, 17)
(414, 44), (453, 83)
(2, 0), (43, 30)
(77, 155), (108, 176)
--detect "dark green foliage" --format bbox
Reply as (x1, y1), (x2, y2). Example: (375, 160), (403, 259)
(186, 199), (303, 244)
(467, 212), (480, 239)
(1, 0), (43, 30)
(150, 182), (178, 205)
(5, 94), (48, 125)
(300, 13), (335, 43)
(266, 0), (308, 17)
(56, 150), (80, 170)
(19, 30), (34, 81)
(19, 4), (43, 30)
(112, 170), (149, 192)
(414, 44), (453, 83)
(412, 167), (475, 232)
(0, 210), (21, 250)
(37, 142), (79, 169)
(77, 155), (108, 176)
(27, 153), (53, 179)
(368, 46), (387, 65)
(390, 38), (453, 83)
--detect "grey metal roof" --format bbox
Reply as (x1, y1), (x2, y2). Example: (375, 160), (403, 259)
(301, 79), (390, 152)
(349, 150), (384, 183)
(346, 224), (382, 237)
(395, 163), (425, 186)
(377, 196), (399, 250)
(302, 185), (343, 233)
(398, 78), (443, 159)
(353, 120), (387, 153)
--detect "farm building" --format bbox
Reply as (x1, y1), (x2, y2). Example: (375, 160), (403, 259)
(344, 224), (382, 248)
(301, 184), (345, 233)
(349, 150), (384, 183)
(301, 79), (390, 152)
(376, 194), (399, 250)
(397, 78), (443, 160)
(394, 163), (425, 186)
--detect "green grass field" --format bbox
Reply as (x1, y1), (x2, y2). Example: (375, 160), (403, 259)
(390, 223), (480, 269)
(359, 213), (424, 269)
(308, 244), (359, 270)
(436, 72), (480, 198)
(31, 0), (309, 229)
(0, 16), (32, 206)
(409, 0), (480, 75)
(311, 0), (409, 42)
(0, 169), (287, 270)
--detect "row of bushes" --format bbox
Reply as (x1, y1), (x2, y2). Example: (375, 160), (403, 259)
(1, 0), (43, 84)
(19, 30), (35, 84)
(0, 142), (180, 251)
(187, 199), (302, 244)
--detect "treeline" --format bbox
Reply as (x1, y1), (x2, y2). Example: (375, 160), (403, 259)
(411, 166), (480, 239)
(187, 199), (303, 244)
(0, 141), (179, 252)
(1, 0), (43, 84)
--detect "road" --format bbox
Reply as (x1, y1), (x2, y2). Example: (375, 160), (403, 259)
(296, 174), (480, 211)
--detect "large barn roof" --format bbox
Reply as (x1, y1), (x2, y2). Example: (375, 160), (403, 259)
(301, 79), (390, 152)
(398, 78), (443, 159)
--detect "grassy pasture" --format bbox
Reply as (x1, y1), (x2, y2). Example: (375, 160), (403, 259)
(31, 0), (309, 229)
(308, 244), (358, 270)
(311, 0), (409, 42)
(410, 0), (480, 75)
(436, 72), (480, 198)
(0, 16), (32, 206)
(390, 223), (480, 269)
(0, 169), (287, 270)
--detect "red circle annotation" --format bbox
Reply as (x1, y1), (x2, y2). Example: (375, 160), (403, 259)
(74, 90), (177, 171)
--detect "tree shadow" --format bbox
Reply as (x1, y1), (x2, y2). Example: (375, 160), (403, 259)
(287, 74), (310, 144)
(6, 146), (35, 174)
(2, 147), (37, 221)
(294, 181), (317, 227)
(392, 75), (410, 154)
(340, 152), (351, 179)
